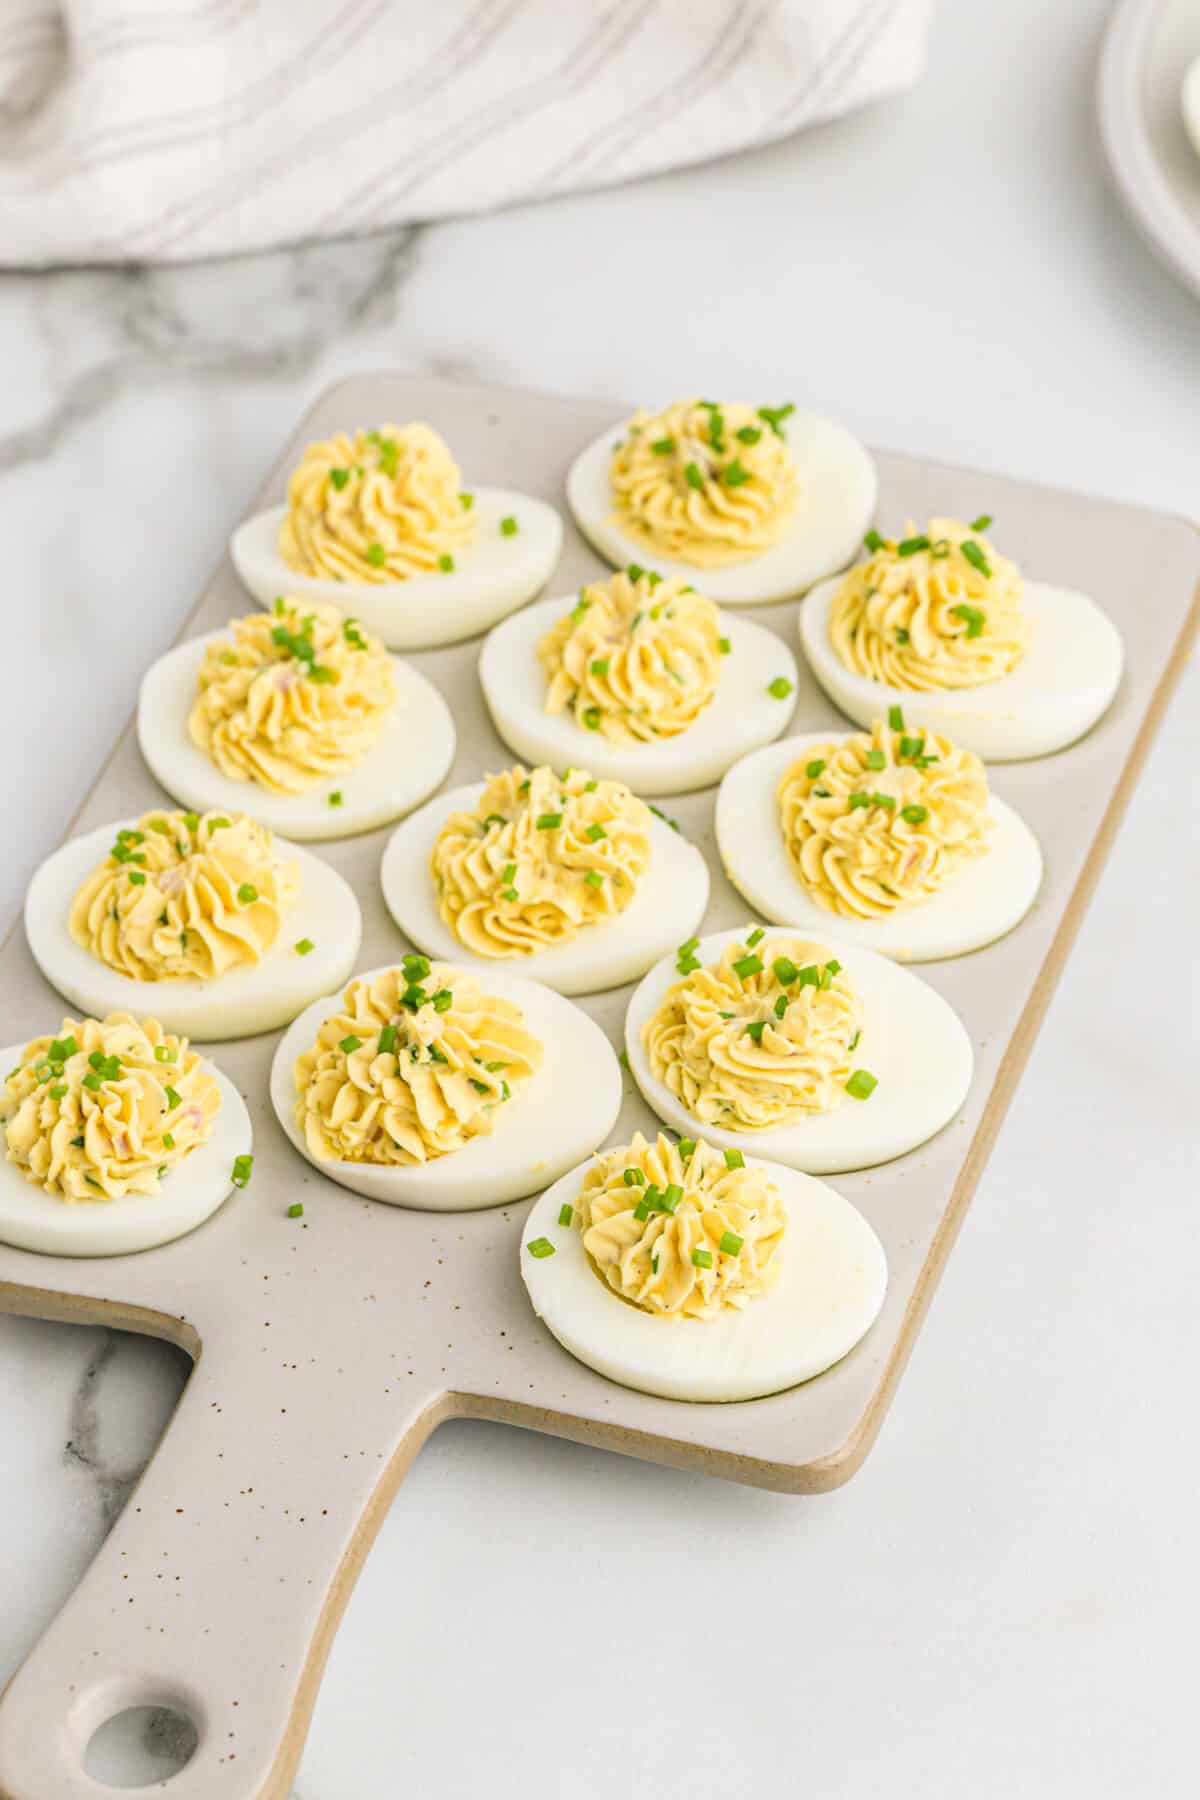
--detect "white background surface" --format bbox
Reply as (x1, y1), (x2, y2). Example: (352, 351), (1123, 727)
(1, 0), (1198, 1794)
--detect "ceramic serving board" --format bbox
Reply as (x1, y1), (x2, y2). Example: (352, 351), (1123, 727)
(0, 375), (1195, 1800)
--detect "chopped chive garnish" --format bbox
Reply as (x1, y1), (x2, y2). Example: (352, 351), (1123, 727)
(744, 1020), (767, 1044)
(774, 994), (788, 1019)
(846, 1069), (878, 1100)
(872, 791), (895, 809)
(583, 870), (604, 889)
(535, 813), (562, 830)
(723, 1149), (745, 1170)
(589, 658), (610, 677)
(127, 869), (146, 885)
(162, 1132), (175, 1150)
(718, 635), (732, 654)
(328, 790), (343, 808)
(403, 952), (431, 979)
(501, 863), (517, 886)
(501, 886), (518, 902)
(960, 540), (991, 578)
(746, 927), (764, 948)
(623, 1167), (646, 1186)
(773, 956), (798, 986)
(231, 1153), (254, 1187)
(162, 1085), (181, 1111)
(584, 824), (606, 844)
(432, 988), (454, 1012)
(691, 1247), (714, 1269)
(848, 792), (871, 809)
(805, 759), (826, 780)
(366, 543), (387, 567)
(438, 553), (455, 572)
(896, 627), (910, 644)
(294, 938), (315, 957)
(500, 515), (519, 536)
(901, 803), (929, 824)
(651, 436), (675, 454)
(49, 1083), (68, 1099)
(864, 529), (884, 552)
(661, 1184), (683, 1215)
(733, 954), (763, 979)
(378, 1024), (398, 1053)
(899, 734), (924, 758)
(719, 1230), (744, 1256)
(583, 707), (602, 730)
(951, 602), (986, 638)
(237, 882), (258, 904)
(888, 704), (905, 731)
(183, 812), (200, 832)
(767, 677), (793, 700)
(70, 1135), (85, 1148)
(329, 467), (351, 490)
(797, 964), (820, 988)
(865, 748), (885, 770)
(898, 534), (930, 556)
(684, 461), (705, 490)
(288, 1202), (304, 1218)
(584, 780), (598, 792)
(339, 1034), (362, 1055)
(723, 458), (751, 488)
(625, 563), (645, 583)
(736, 425), (762, 444)
(49, 1036), (77, 1062)
(633, 1198), (652, 1222)
(154, 1046), (175, 1065)
(527, 1237), (555, 1258)
(848, 1028), (862, 1052)
(757, 402), (794, 437)
(970, 513), (993, 532)
(677, 1138), (696, 1159)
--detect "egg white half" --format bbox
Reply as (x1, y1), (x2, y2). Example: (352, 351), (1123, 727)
(625, 928), (973, 1175)
(799, 575), (1123, 761)
(270, 967), (622, 1211)
(715, 734), (1042, 962)
(0, 1055), (250, 1257)
(137, 631), (455, 842)
(230, 490), (564, 651)
(521, 1152), (887, 1402)
(24, 821), (362, 1041)
(380, 785), (710, 997)
(566, 409), (877, 605)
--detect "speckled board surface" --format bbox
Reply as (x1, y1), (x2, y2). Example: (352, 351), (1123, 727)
(0, 375), (1195, 1800)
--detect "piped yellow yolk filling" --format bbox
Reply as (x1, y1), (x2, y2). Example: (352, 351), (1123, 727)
(293, 960), (542, 1166)
(609, 398), (800, 568)
(430, 765), (651, 959)
(829, 517), (1029, 690)
(777, 713), (992, 920)
(188, 601), (396, 795)
(644, 934), (867, 1132)
(538, 565), (723, 743)
(569, 1132), (786, 1321)
(69, 810), (299, 983)
(279, 423), (474, 583)
(1, 1014), (219, 1201)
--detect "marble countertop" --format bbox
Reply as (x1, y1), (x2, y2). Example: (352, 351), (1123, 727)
(2, 0), (1198, 1793)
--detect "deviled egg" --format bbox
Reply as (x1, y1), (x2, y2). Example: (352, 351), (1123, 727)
(0, 1012), (251, 1256)
(25, 809), (361, 1040)
(715, 714), (1042, 961)
(479, 564), (799, 795)
(625, 927), (972, 1174)
(521, 1132), (886, 1402)
(270, 959), (621, 1210)
(138, 601), (454, 842)
(566, 397), (876, 605)
(230, 422), (563, 649)
(380, 764), (709, 996)
(799, 516), (1123, 759)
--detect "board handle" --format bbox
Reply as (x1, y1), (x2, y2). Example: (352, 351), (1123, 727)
(0, 1318), (453, 1799)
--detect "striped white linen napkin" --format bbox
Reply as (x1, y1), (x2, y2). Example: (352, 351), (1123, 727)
(0, 0), (931, 267)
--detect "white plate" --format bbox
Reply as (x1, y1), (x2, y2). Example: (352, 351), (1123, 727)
(1097, 0), (1200, 302)
(230, 492), (563, 650)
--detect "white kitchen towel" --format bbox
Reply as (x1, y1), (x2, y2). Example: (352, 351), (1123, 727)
(0, 0), (932, 267)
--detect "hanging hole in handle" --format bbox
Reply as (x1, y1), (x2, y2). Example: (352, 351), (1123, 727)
(83, 1701), (199, 1789)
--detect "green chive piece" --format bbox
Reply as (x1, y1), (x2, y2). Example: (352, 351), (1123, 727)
(951, 602), (986, 638)
(500, 516), (519, 536)
(896, 627), (911, 644)
(403, 952), (431, 980)
(960, 540), (991, 578)
(552, 1203), (573, 1230)
(864, 529), (884, 552)
(329, 467), (351, 490)
(584, 824), (606, 845)
(527, 1237), (555, 1258)
(633, 1198), (652, 1222)
(846, 1069), (878, 1100)
(651, 436), (675, 454)
(691, 1247), (714, 1269)
(535, 813), (562, 830)
(767, 677), (793, 700)
(583, 706), (602, 730)
(378, 1024), (398, 1054)
(723, 458), (751, 488)
(459, 491), (474, 510)
(583, 870), (604, 889)
(848, 792), (871, 809)
(718, 635), (732, 654)
(970, 513), (993, 532)
(898, 534), (930, 556)
(719, 1230), (744, 1256)
(723, 1148), (745, 1170)
(661, 1183), (683, 1215)
(888, 704), (905, 731)
(745, 1020), (767, 1044)
(684, 461), (705, 490)
(49, 1036), (77, 1062)
(294, 938), (314, 956)
(774, 994), (788, 1019)
(438, 553), (455, 573)
(899, 734), (924, 758)
(901, 803), (929, 824)
(677, 1138), (696, 1159)
(773, 956), (798, 986)
(127, 869), (146, 886)
(797, 964), (820, 988)
(162, 1132), (175, 1150)
(623, 1168), (646, 1186)
(49, 1083), (68, 1099)
(736, 425), (762, 444)
(757, 402), (794, 437)
(231, 1153), (254, 1187)
(501, 886), (518, 902)
(733, 954), (763, 979)
(865, 748), (886, 770)
(872, 791), (895, 809)
(288, 1202), (304, 1218)
(236, 882), (259, 904)
(366, 543), (387, 567)
(589, 658), (610, 677)
(746, 927), (764, 948)
(340, 1035), (362, 1054)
